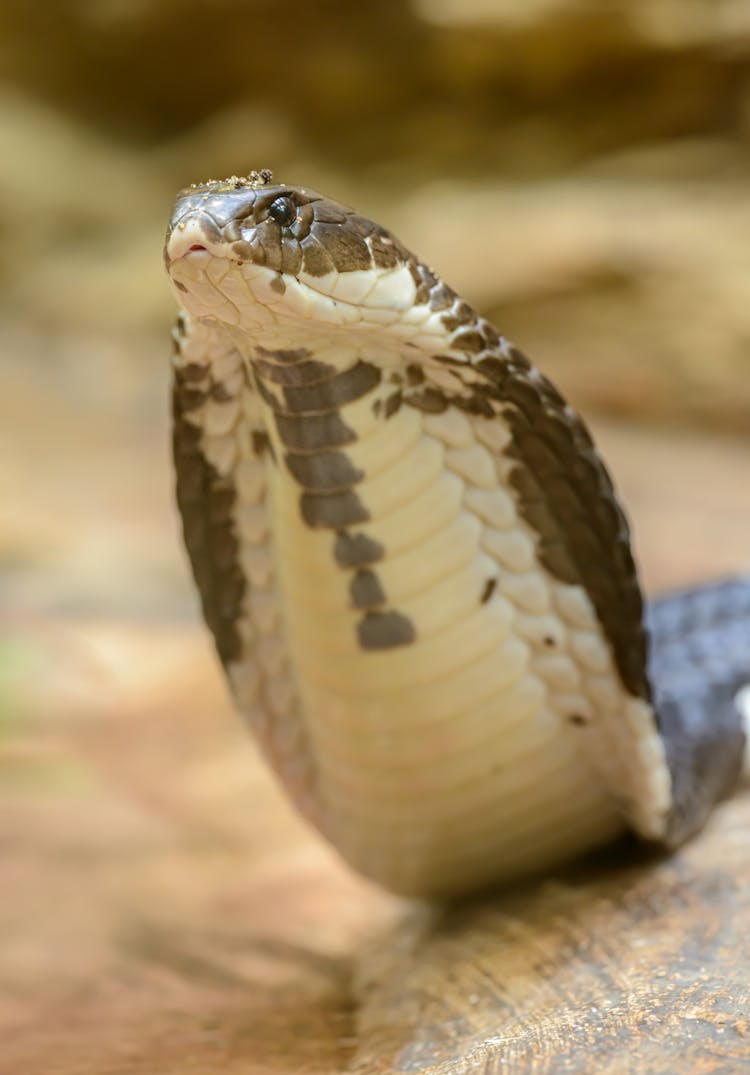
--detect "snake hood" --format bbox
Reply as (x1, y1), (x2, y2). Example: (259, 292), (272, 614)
(164, 170), (748, 897)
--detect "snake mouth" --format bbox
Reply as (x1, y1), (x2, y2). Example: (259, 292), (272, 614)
(165, 210), (224, 265)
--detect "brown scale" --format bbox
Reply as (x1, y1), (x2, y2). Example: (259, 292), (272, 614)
(452, 330), (486, 354)
(251, 430), (273, 458)
(440, 302), (474, 332)
(274, 411), (357, 453)
(429, 284), (457, 311)
(255, 358), (336, 387)
(284, 451), (364, 492)
(349, 570), (387, 610)
(358, 610), (416, 649)
(435, 323), (652, 702)
(334, 531), (385, 568)
(299, 489), (370, 530)
(382, 391), (402, 418)
(172, 364), (246, 667)
(280, 362), (381, 415)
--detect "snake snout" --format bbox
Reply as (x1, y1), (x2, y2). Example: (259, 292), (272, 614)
(165, 180), (269, 265)
(164, 199), (228, 261)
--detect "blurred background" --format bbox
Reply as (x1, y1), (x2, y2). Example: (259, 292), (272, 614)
(1, 2), (749, 1072)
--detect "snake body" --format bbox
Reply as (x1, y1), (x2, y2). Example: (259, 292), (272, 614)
(164, 171), (749, 896)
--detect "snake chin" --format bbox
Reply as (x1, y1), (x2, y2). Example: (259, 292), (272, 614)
(167, 235), (431, 355)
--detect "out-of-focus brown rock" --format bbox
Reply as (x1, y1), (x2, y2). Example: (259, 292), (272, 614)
(1, 0), (749, 173)
(388, 175), (750, 431)
(2, 1), (749, 427)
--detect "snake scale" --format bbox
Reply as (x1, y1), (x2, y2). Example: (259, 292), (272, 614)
(164, 170), (749, 897)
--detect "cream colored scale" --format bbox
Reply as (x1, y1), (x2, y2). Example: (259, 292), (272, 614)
(257, 351), (623, 897)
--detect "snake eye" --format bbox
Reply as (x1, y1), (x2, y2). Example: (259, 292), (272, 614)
(267, 196), (296, 227)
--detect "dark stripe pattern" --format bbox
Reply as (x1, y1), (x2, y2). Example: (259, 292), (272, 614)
(254, 346), (416, 651)
(172, 359), (246, 666)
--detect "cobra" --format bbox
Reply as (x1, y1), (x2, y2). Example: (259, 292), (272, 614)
(164, 169), (750, 897)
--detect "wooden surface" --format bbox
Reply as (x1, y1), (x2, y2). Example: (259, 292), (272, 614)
(2, 416), (749, 1075)
(354, 821), (750, 1074)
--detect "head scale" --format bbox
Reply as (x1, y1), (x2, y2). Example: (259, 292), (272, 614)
(164, 170), (438, 345)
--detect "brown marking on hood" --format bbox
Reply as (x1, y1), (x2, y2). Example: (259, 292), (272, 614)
(358, 610), (416, 650)
(173, 363), (246, 667)
(334, 531), (385, 567)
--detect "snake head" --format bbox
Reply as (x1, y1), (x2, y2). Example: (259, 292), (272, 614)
(164, 173), (440, 346)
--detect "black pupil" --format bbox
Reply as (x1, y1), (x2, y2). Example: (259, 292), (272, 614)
(268, 196), (296, 226)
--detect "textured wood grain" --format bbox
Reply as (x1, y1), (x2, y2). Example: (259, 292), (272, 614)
(352, 813), (750, 1073)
